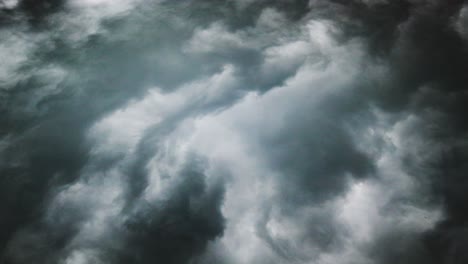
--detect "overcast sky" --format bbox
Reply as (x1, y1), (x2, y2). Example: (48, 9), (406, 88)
(1, 0), (468, 263)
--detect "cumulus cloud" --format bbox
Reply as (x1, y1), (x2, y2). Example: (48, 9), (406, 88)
(1, 0), (468, 264)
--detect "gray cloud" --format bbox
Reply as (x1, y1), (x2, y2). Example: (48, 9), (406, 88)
(1, 0), (468, 264)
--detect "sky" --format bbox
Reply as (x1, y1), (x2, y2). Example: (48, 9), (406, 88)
(0, 0), (468, 263)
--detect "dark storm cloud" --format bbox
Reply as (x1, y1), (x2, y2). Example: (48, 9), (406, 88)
(352, 1), (468, 263)
(315, 1), (468, 263)
(1, 0), (468, 264)
(121, 158), (225, 264)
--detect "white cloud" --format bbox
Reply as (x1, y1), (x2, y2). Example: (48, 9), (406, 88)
(183, 20), (366, 263)
(88, 64), (239, 156)
(0, 30), (35, 88)
(185, 23), (252, 54)
(455, 5), (468, 40)
(0, 0), (18, 9)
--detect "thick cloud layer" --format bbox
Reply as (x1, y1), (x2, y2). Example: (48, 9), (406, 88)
(1, 0), (468, 263)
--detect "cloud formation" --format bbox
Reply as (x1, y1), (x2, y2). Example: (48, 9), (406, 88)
(1, 0), (468, 263)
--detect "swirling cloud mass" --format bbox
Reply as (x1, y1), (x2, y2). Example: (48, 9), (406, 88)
(1, 0), (468, 263)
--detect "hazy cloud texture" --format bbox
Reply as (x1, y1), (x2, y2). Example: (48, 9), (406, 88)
(1, 0), (468, 263)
